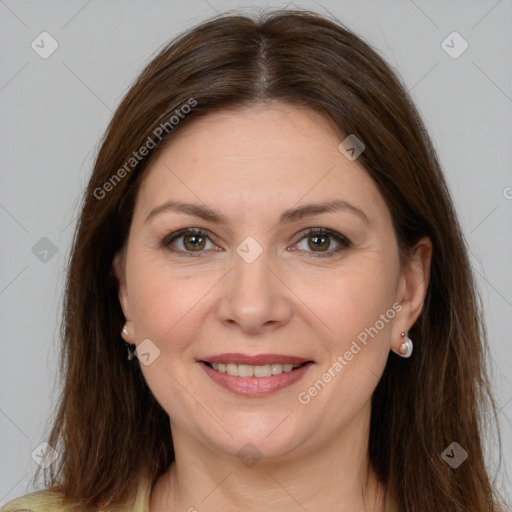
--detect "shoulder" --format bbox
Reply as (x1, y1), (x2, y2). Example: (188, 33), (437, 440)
(1, 489), (71, 512)
(1, 476), (152, 512)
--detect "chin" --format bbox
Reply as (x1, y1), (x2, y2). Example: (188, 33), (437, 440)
(199, 414), (312, 461)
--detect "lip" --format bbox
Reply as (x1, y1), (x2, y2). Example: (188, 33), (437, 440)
(199, 359), (314, 397)
(202, 353), (310, 366)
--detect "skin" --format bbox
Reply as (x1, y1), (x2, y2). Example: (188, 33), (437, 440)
(114, 102), (432, 512)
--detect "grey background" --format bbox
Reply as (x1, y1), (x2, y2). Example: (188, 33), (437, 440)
(1, 0), (511, 505)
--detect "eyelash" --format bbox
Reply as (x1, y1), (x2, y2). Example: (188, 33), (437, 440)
(161, 227), (351, 258)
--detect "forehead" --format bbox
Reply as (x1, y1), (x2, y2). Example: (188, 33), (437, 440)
(160, 103), (343, 162)
(134, 103), (386, 223)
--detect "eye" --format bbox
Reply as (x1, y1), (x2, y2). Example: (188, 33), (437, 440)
(162, 228), (217, 255)
(162, 227), (350, 258)
(292, 228), (350, 257)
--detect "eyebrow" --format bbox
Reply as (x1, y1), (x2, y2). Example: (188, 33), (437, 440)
(144, 199), (370, 225)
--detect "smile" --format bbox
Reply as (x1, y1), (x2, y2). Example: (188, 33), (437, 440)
(199, 355), (313, 397)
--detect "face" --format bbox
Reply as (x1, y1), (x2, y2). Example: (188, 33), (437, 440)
(115, 102), (427, 462)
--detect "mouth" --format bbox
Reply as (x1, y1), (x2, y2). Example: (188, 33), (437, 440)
(198, 353), (314, 397)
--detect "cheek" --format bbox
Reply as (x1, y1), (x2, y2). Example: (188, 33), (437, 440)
(294, 275), (394, 419)
(127, 255), (220, 349)
(298, 258), (397, 349)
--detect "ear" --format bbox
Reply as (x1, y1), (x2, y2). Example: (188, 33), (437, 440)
(113, 251), (135, 343)
(391, 236), (433, 354)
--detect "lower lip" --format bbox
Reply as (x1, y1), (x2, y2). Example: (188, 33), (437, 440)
(200, 362), (313, 397)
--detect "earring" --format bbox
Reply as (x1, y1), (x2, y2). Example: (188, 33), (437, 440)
(121, 325), (136, 361)
(398, 331), (413, 358)
(125, 342), (136, 361)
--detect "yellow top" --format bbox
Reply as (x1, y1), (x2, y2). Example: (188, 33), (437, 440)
(0, 477), (152, 512)
(2, 476), (398, 511)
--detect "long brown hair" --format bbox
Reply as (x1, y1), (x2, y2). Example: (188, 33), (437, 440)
(37, 9), (507, 511)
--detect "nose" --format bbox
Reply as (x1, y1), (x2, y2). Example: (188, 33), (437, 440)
(216, 246), (293, 334)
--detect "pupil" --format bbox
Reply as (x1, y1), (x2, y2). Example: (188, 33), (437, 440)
(185, 234), (205, 251)
(309, 235), (329, 251)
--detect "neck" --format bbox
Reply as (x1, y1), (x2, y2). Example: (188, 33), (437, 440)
(150, 405), (389, 511)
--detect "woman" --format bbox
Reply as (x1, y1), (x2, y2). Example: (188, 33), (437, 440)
(2, 9), (507, 512)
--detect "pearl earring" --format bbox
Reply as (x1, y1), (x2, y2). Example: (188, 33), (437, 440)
(399, 331), (413, 358)
(121, 325), (136, 361)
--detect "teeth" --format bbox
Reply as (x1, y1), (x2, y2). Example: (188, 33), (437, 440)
(254, 364), (271, 377)
(209, 362), (302, 377)
(238, 364), (254, 377)
(226, 363), (238, 376)
(270, 363), (282, 375)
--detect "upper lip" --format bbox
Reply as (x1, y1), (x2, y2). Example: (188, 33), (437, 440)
(201, 353), (311, 366)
